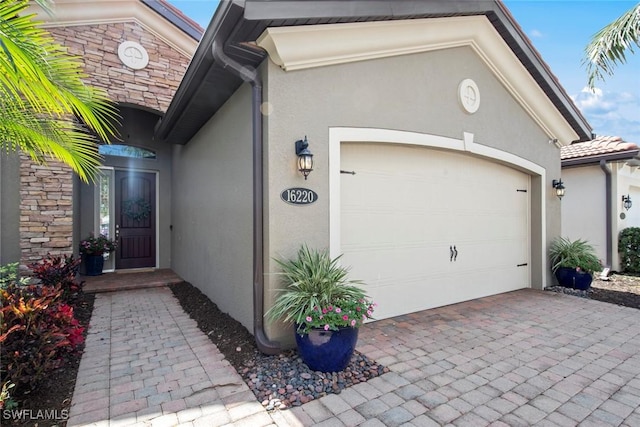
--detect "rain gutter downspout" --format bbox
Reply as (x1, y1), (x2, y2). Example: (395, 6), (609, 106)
(600, 160), (613, 268)
(211, 41), (280, 355)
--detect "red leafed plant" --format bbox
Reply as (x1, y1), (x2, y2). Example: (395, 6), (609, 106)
(1, 281), (85, 391)
(30, 253), (83, 301)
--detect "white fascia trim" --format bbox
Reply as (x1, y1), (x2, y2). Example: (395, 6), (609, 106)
(328, 127), (547, 288)
(258, 16), (578, 145)
(26, 0), (198, 57)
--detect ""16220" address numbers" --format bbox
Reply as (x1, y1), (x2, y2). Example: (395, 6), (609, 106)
(281, 188), (318, 205)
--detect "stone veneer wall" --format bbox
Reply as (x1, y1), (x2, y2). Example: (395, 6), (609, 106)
(19, 154), (74, 267)
(19, 21), (192, 268)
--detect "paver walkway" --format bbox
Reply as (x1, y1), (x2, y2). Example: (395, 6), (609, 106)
(69, 286), (640, 426)
(67, 287), (277, 426)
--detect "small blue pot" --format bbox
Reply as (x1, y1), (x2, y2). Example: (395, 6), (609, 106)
(295, 326), (359, 372)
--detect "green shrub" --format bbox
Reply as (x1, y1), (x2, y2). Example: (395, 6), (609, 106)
(0, 263), (28, 290)
(619, 227), (640, 273)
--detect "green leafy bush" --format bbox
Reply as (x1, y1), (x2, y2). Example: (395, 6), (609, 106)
(549, 237), (602, 274)
(30, 253), (83, 301)
(0, 263), (28, 290)
(266, 245), (375, 335)
(619, 227), (640, 273)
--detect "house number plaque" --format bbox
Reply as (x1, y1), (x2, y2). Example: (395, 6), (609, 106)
(281, 188), (318, 205)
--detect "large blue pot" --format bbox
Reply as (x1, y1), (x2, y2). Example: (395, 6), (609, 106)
(84, 254), (104, 276)
(554, 267), (593, 290)
(295, 326), (359, 372)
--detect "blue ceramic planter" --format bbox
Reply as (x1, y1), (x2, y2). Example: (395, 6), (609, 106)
(554, 267), (593, 290)
(84, 254), (104, 276)
(295, 326), (359, 372)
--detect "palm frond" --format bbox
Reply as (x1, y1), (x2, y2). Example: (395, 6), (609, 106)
(0, 0), (119, 182)
(583, 3), (640, 88)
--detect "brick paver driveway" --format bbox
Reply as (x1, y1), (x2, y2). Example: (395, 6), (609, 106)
(287, 289), (640, 426)
(68, 286), (640, 426)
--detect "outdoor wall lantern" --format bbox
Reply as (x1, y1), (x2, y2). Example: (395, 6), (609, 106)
(295, 136), (314, 180)
(552, 179), (565, 199)
(623, 194), (633, 211)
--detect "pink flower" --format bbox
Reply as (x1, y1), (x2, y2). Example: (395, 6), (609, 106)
(322, 308), (327, 314)
(356, 307), (361, 312)
(351, 319), (356, 326)
(328, 306), (333, 311)
(324, 324), (330, 331)
(306, 316), (313, 322)
(342, 315), (349, 321)
(367, 310), (372, 316)
(335, 307), (342, 313)
(319, 315), (324, 319)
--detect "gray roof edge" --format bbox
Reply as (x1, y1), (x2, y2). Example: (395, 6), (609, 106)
(140, 0), (204, 40)
(155, 0), (243, 141)
(562, 150), (640, 167)
(156, 0), (593, 144)
(492, 1), (592, 141)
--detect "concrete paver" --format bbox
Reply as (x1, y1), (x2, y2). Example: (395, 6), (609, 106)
(69, 284), (640, 426)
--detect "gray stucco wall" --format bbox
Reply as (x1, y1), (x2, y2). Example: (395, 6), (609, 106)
(76, 107), (172, 270)
(561, 165), (607, 267)
(263, 46), (562, 342)
(171, 84), (254, 331)
(0, 151), (21, 265)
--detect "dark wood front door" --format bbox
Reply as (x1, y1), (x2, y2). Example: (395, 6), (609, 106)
(115, 170), (156, 269)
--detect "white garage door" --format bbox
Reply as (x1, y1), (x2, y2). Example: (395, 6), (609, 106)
(341, 142), (530, 320)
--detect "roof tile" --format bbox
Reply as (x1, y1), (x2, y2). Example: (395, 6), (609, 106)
(561, 136), (638, 160)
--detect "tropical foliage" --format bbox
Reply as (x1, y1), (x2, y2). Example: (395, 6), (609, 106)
(266, 246), (375, 335)
(584, 3), (640, 88)
(549, 237), (602, 274)
(0, 0), (119, 182)
(1, 259), (85, 402)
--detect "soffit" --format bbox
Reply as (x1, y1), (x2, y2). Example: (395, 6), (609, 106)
(26, 0), (200, 57)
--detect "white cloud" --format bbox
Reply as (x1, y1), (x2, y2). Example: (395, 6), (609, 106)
(572, 87), (640, 142)
(529, 29), (543, 38)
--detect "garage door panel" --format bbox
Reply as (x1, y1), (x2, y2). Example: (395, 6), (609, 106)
(341, 142), (530, 320)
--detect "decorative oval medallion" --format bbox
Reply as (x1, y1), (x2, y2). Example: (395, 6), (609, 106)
(458, 78), (480, 114)
(118, 41), (149, 70)
(281, 188), (318, 205)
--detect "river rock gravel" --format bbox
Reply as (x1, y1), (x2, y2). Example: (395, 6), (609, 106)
(169, 282), (387, 409)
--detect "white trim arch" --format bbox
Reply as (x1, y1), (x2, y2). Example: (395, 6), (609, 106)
(329, 127), (547, 288)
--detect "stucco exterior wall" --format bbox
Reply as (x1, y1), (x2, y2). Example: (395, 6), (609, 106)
(262, 45), (561, 342)
(0, 152), (20, 265)
(561, 165), (608, 267)
(171, 84), (254, 331)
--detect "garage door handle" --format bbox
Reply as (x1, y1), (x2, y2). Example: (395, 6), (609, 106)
(453, 246), (458, 261)
(450, 246), (458, 262)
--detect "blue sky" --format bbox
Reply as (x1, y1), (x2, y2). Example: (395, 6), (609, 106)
(168, 0), (640, 143)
